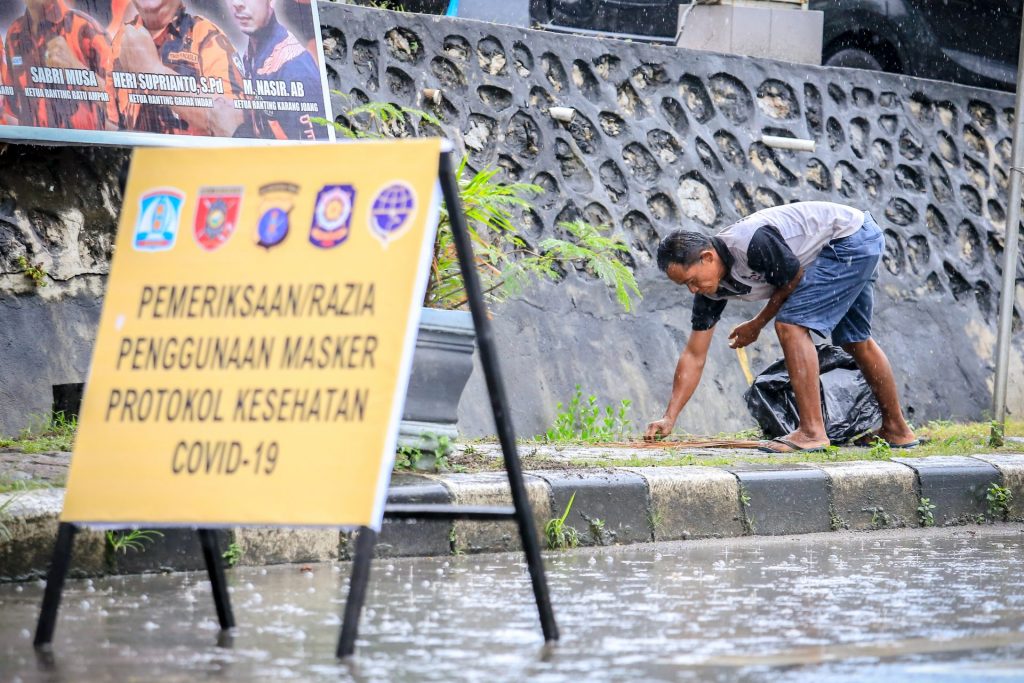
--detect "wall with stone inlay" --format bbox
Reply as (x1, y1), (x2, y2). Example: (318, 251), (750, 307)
(318, 2), (1024, 437)
(0, 145), (126, 435)
(1, 5), (1022, 438)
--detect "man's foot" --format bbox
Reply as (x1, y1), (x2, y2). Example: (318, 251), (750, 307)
(853, 429), (919, 449)
(757, 433), (830, 453)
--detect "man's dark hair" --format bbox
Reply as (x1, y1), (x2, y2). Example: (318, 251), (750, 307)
(656, 230), (713, 272)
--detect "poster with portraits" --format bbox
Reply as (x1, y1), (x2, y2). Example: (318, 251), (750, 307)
(0, 0), (333, 144)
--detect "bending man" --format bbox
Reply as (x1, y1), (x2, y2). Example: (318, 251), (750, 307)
(644, 201), (917, 453)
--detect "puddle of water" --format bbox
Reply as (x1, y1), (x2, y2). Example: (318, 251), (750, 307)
(1, 527), (1024, 682)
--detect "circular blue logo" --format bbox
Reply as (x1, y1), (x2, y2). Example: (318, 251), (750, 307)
(370, 183), (417, 244)
(257, 207), (289, 248)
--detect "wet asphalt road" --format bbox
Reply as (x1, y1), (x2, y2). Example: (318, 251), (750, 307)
(3, 525), (1024, 682)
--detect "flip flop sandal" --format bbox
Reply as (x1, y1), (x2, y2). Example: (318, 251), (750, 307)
(757, 437), (828, 454)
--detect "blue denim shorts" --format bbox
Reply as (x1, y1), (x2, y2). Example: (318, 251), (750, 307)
(776, 212), (884, 345)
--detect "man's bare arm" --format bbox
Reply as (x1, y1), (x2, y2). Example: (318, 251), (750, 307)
(644, 326), (715, 439)
(728, 266), (805, 349)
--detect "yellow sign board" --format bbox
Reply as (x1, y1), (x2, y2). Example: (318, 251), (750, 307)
(61, 140), (443, 530)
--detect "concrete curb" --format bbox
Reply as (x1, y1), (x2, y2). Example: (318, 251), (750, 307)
(893, 455), (1001, 526)
(812, 460), (919, 530)
(1, 455), (1019, 580)
(726, 463), (831, 536)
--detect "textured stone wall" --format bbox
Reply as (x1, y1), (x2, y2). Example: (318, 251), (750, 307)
(318, 2), (1024, 437)
(1, 4), (1022, 438)
(0, 145), (128, 434)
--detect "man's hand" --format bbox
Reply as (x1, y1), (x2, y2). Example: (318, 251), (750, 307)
(728, 320), (762, 349)
(209, 96), (243, 137)
(117, 25), (162, 75)
(644, 417), (674, 441)
(45, 37), (86, 71)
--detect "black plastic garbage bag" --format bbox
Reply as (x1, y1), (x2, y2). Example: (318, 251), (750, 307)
(744, 345), (881, 444)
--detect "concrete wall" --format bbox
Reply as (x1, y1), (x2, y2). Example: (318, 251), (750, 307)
(0, 145), (126, 434)
(1, 3), (1022, 439)
(317, 3), (1024, 437)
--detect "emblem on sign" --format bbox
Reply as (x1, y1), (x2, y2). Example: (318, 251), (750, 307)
(256, 182), (299, 249)
(133, 188), (185, 252)
(310, 184), (356, 249)
(369, 182), (417, 247)
(194, 187), (243, 251)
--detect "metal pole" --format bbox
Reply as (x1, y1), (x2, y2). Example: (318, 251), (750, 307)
(438, 152), (559, 642)
(198, 529), (235, 631)
(34, 523), (76, 649)
(992, 14), (1024, 442)
(337, 527), (377, 658)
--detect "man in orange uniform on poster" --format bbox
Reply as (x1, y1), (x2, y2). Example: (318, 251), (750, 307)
(0, 37), (12, 124)
(229, 0), (324, 140)
(108, 0), (244, 136)
(3, 0), (113, 129)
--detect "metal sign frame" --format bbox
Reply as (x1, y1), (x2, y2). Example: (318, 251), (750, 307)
(32, 148), (558, 657)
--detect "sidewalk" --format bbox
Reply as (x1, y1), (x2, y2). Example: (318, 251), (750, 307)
(3, 445), (1024, 581)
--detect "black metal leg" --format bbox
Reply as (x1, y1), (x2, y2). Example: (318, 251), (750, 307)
(438, 153), (559, 642)
(34, 523), (77, 649)
(198, 529), (235, 631)
(337, 526), (377, 658)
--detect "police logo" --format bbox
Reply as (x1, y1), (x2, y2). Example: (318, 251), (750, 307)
(256, 182), (299, 249)
(194, 186), (243, 251)
(369, 182), (417, 247)
(133, 188), (185, 252)
(12, 56), (22, 67)
(310, 185), (356, 249)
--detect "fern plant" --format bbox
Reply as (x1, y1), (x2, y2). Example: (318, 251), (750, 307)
(321, 99), (642, 312)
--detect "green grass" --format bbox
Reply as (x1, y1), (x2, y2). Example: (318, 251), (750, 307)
(0, 412), (77, 453)
(0, 477), (54, 495)
(2, 416), (1023, 478)
(447, 419), (1024, 472)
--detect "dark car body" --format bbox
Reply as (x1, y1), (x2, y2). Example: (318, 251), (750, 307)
(813, 0), (1021, 91)
(528, 0), (1023, 90)
(528, 0), (682, 43)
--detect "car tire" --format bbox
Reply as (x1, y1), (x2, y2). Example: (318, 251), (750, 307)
(825, 47), (885, 71)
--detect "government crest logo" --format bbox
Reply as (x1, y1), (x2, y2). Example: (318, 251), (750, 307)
(310, 185), (356, 249)
(256, 182), (299, 249)
(369, 182), (417, 247)
(194, 187), (243, 251)
(133, 188), (185, 252)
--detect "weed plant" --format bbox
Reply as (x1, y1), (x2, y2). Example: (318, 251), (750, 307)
(545, 492), (580, 550)
(545, 385), (632, 443)
(222, 542), (242, 567)
(918, 497), (936, 527)
(106, 529), (163, 554)
(15, 255), (47, 288)
(867, 437), (892, 459)
(986, 483), (1013, 521)
(395, 444), (423, 471)
(0, 494), (18, 541)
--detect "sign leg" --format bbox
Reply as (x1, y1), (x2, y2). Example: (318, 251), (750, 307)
(438, 152), (560, 642)
(34, 522), (77, 649)
(337, 526), (378, 658)
(198, 529), (235, 631)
